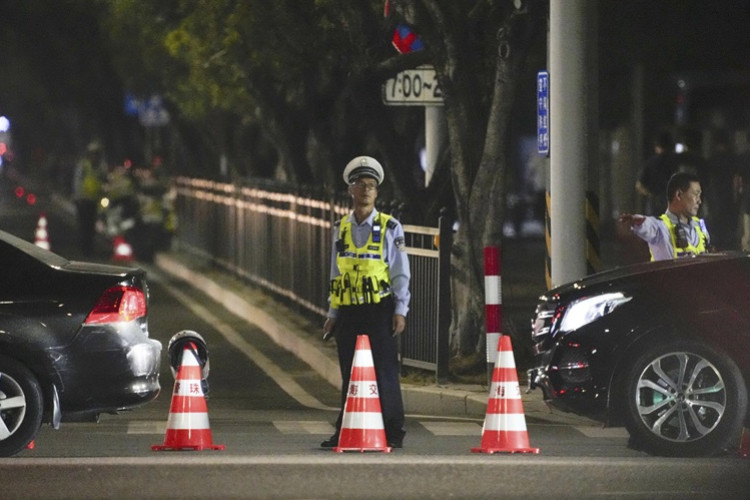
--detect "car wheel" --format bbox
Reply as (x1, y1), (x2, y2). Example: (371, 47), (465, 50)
(623, 339), (748, 457)
(0, 355), (44, 457)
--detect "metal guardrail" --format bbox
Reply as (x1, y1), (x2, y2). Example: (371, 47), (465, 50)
(173, 177), (452, 381)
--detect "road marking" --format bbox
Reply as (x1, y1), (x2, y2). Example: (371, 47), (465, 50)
(420, 422), (481, 436)
(273, 421), (335, 435)
(151, 273), (337, 412)
(574, 426), (629, 438)
(127, 421), (166, 435)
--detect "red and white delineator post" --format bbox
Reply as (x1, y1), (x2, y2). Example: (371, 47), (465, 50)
(484, 246), (502, 371)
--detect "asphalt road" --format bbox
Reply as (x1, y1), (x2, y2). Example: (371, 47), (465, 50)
(1, 181), (749, 499)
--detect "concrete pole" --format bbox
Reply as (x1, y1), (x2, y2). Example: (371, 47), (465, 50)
(424, 105), (446, 187)
(549, 0), (593, 287)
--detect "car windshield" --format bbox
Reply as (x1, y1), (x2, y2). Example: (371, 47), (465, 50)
(0, 229), (69, 268)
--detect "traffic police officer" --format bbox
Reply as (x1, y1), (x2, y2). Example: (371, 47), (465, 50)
(620, 172), (710, 260)
(321, 155), (411, 449)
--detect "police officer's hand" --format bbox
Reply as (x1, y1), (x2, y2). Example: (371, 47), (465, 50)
(323, 317), (336, 341)
(618, 213), (646, 227)
(392, 314), (406, 337)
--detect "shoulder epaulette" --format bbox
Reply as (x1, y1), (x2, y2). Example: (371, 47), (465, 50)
(386, 218), (398, 230)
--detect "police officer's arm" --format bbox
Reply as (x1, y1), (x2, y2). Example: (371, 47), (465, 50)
(323, 223), (341, 340)
(620, 214), (663, 244)
(618, 213), (646, 227)
(387, 221), (411, 336)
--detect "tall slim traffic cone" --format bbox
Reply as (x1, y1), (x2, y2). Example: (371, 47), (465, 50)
(34, 213), (50, 250)
(333, 335), (392, 453)
(472, 335), (540, 454)
(152, 342), (224, 451)
(738, 428), (750, 458)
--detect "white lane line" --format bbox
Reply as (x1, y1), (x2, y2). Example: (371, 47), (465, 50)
(127, 421), (166, 435)
(273, 421), (335, 435)
(0, 455), (681, 466)
(574, 426), (630, 438)
(420, 422), (481, 436)
(153, 273), (337, 412)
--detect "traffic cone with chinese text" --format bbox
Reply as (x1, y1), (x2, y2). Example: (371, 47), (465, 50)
(738, 428), (750, 458)
(152, 342), (224, 451)
(34, 213), (50, 250)
(333, 335), (392, 453)
(472, 335), (540, 454)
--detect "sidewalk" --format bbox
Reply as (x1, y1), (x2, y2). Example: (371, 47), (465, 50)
(154, 248), (598, 427)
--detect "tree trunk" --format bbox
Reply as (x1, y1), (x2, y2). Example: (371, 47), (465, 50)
(402, 0), (545, 372)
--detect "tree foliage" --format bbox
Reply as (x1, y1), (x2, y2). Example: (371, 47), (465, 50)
(1, 0), (546, 372)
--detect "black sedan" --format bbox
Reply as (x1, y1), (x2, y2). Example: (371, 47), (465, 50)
(527, 253), (750, 457)
(0, 230), (161, 456)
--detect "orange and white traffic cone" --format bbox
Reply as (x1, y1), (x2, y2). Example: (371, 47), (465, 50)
(472, 335), (540, 454)
(738, 428), (750, 458)
(333, 335), (392, 453)
(152, 342), (224, 451)
(34, 213), (50, 250)
(111, 235), (134, 261)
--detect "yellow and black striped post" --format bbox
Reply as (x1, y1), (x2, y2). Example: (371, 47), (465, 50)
(545, 190), (600, 290)
(585, 190), (601, 275)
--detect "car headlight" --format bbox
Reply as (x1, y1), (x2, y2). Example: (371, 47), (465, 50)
(558, 292), (632, 333)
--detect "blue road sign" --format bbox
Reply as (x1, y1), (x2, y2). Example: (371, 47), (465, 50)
(537, 71), (549, 156)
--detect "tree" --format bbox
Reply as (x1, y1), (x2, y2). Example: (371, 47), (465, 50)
(102, 0), (546, 372)
(389, 1), (546, 367)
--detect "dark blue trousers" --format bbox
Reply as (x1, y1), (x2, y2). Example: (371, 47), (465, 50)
(333, 297), (405, 443)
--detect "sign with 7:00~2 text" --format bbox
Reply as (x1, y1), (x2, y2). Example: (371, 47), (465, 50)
(382, 65), (444, 106)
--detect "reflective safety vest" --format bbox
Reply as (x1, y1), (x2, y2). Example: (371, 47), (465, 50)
(329, 212), (395, 307)
(80, 160), (103, 199)
(656, 214), (709, 260)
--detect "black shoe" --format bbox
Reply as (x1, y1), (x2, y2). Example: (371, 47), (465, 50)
(320, 435), (338, 448)
(387, 440), (403, 449)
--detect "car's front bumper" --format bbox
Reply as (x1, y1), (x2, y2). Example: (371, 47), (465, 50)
(528, 336), (609, 419)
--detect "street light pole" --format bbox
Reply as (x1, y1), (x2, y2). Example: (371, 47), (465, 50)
(549, 0), (598, 287)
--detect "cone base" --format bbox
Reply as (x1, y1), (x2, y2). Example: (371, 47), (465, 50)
(333, 446), (392, 453)
(151, 429), (225, 452)
(471, 446), (540, 454)
(152, 443), (226, 451)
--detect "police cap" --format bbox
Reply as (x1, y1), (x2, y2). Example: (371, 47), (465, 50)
(343, 156), (384, 185)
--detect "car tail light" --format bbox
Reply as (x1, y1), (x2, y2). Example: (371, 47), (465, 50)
(84, 286), (147, 324)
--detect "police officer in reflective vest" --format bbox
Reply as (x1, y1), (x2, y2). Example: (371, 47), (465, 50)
(619, 171), (711, 261)
(321, 156), (411, 449)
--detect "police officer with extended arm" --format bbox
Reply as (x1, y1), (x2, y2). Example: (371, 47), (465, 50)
(321, 156), (411, 449)
(619, 171), (710, 261)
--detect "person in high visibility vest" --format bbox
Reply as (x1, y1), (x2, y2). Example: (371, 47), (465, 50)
(321, 155), (411, 449)
(72, 141), (106, 256)
(620, 171), (711, 261)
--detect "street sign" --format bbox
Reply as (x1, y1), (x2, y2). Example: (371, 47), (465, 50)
(382, 65), (443, 106)
(139, 95), (170, 127)
(537, 71), (549, 155)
